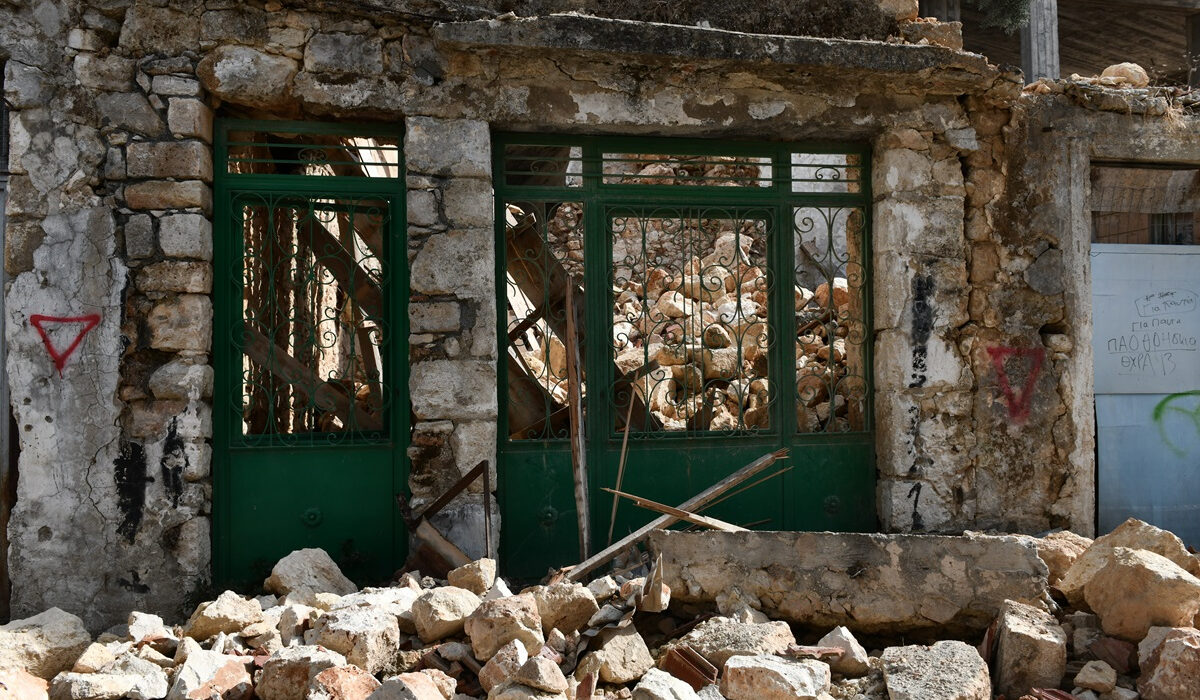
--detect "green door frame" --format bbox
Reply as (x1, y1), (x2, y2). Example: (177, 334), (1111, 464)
(495, 134), (875, 578)
(212, 119), (409, 587)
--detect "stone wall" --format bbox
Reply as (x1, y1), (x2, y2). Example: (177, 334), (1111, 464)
(0, 0), (1148, 627)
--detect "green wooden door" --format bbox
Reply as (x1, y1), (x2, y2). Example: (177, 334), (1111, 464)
(213, 121), (407, 588)
(496, 137), (875, 579)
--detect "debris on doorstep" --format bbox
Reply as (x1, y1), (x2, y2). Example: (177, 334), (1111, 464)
(3, 517), (1200, 700)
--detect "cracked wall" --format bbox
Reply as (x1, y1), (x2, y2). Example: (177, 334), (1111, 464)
(0, 0), (1123, 627)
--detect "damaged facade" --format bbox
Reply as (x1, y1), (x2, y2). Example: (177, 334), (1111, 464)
(0, 0), (1193, 630)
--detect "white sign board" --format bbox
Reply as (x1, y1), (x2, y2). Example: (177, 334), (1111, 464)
(1092, 244), (1200, 394)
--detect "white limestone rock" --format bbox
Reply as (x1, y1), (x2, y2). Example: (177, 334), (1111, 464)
(448, 559), (497, 596)
(0, 608), (91, 680)
(993, 599), (1067, 699)
(257, 645), (348, 700)
(464, 594), (544, 661)
(184, 591), (263, 641)
(574, 624), (653, 685)
(632, 668), (700, 700)
(309, 606), (400, 675)
(413, 587), (481, 643)
(166, 650), (253, 700)
(264, 548), (357, 598)
(1084, 548), (1200, 641)
(816, 626), (869, 677)
(720, 655), (831, 700)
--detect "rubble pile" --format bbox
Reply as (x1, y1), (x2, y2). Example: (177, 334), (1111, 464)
(513, 155), (864, 433)
(4, 519), (1200, 700)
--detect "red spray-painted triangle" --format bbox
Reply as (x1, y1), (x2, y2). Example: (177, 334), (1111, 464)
(986, 346), (1045, 424)
(30, 314), (101, 376)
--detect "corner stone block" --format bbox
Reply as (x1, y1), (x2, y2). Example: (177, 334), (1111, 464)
(873, 197), (965, 259)
(410, 359), (497, 421)
(136, 261), (213, 294)
(158, 213), (214, 261)
(148, 295), (212, 352)
(875, 328), (971, 392)
(405, 117), (491, 178)
(125, 181), (213, 214)
(443, 178), (494, 229)
(126, 142), (214, 182)
(168, 99), (215, 143)
(873, 148), (933, 194)
(410, 229), (494, 300)
(877, 478), (954, 533)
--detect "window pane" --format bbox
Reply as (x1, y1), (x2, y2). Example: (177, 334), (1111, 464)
(226, 129), (401, 178)
(237, 195), (390, 442)
(602, 153), (773, 187)
(610, 207), (773, 434)
(794, 206), (868, 432)
(790, 152), (863, 194)
(1091, 166), (1200, 245)
(504, 201), (586, 440)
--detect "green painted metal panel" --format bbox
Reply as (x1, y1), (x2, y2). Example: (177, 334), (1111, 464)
(213, 119), (408, 587)
(496, 134), (875, 581)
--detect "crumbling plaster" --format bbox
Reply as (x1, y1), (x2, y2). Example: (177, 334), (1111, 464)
(0, 0), (1149, 628)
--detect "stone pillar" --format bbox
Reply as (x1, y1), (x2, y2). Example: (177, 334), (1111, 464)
(405, 117), (499, 559)
(1020, 0), (1060, 82)
(872, 114), (975, 533)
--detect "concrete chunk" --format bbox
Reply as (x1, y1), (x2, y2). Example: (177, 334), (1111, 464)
(649, 530), (1048, 636)
(881, 640), (990, 700)
(993, 599), (1067, 699)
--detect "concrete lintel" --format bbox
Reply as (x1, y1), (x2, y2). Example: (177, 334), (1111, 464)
(433, 14), (998, 89)
(648, 529), (1049, 637)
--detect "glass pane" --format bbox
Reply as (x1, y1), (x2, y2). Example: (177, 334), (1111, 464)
(504, 201), (586, 440)
(226, 129), (400, 178)
(1091, 166), (1200, 245)
(236, 194), (389, 443)
(611, 207), (773, 435)
(790, 152), (863, 194)
(793, 206), (868, 432)
(502, 144), (583, 188)
(602, 153), (772, 187)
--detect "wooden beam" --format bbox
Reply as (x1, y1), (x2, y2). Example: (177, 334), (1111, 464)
(564, 283), (591, 559)
(1021, 0), (1060, 82)
(601, 488), (747, 532)
(565, 448), (788, 581)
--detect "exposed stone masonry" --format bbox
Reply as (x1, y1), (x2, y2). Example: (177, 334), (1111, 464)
(2, 0), (1192, 629)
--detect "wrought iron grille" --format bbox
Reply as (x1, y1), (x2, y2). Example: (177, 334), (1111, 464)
(497, 136), (871, 441)
(217, 122), (401, 447)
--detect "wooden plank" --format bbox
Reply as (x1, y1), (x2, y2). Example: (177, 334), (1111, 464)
(416, 460), (488, 523)
(564, 283), (591, 559)
(565, 448), (787, 581)
(1020, 0), (1060, 82)
(242, 327), (380, 431)
(601, 488), (747, 532)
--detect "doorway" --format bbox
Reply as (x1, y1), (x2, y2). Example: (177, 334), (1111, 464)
(212, 121), (408, 587)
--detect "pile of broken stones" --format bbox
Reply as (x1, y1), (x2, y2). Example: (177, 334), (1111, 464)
(2, 518), (1199, 700)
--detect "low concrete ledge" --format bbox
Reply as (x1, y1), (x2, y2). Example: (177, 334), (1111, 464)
(433, 13), (998, 90)
(648, 530), (1050, 637)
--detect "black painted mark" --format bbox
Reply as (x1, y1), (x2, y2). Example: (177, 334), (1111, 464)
(909, 274), (935, 388)
(114, 441), (152, 543)
(160, 418), (187, 508)
(117, 570), (150, 593)
(907, 482), (925, 531)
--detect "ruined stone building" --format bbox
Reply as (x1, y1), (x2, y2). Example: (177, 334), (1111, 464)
(2, 0), (1200, 630)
